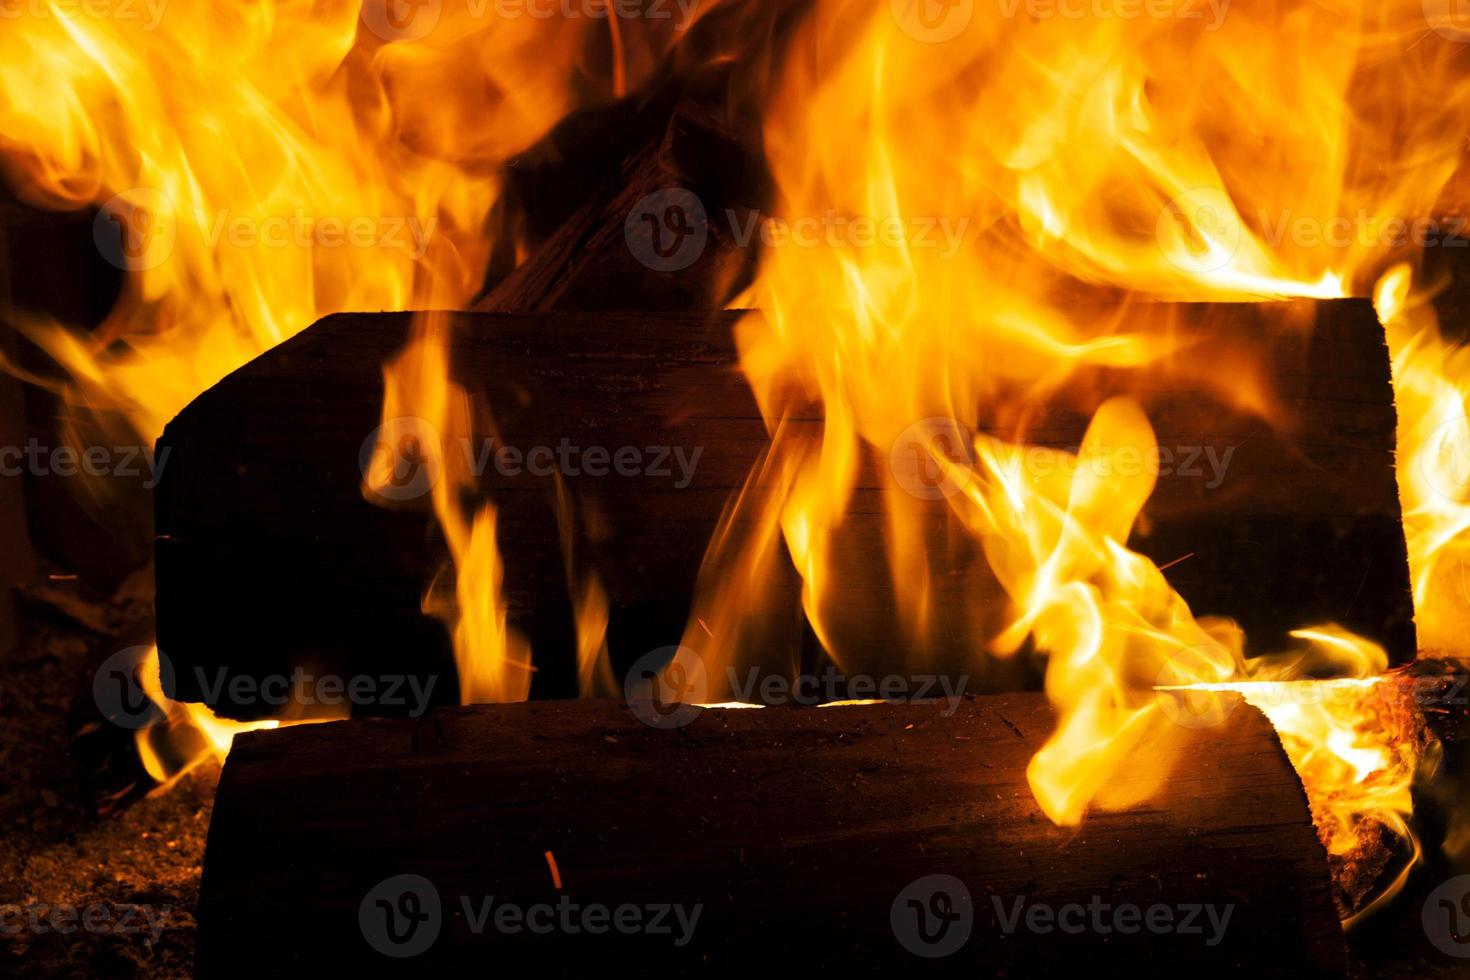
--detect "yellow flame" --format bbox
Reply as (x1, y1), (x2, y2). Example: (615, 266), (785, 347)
(1376, 264), (1470, 652)
(3, 0), (1464, 919)
(372, 311), (533, 704)
(708, 0), (1462, 892)
(132, 646), (289, 788)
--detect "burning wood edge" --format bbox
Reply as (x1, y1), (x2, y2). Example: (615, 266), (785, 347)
(155, 299), (1414, 717)
(196, 694), (1346, 977)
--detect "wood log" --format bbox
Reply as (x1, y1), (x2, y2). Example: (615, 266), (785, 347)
(195, 694), (1346, 976)
(154, 300), (1414, 717)
(473, 66), (770, 314)
(471, 6), (810, 314)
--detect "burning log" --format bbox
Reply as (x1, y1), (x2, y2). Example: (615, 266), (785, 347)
(473, 67), (770, 314)
(155, 300), (1413, 716)
(195, 694), (1345, 975)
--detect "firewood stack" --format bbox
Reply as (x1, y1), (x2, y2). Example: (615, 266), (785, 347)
(146, 40), (1462, 979)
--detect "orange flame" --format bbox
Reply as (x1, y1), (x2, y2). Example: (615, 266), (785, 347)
(369, 311), (534, 703)
(706, 0), (1464, 906)
(131, 646), (290, 789)
(2, 0), (1465, 923)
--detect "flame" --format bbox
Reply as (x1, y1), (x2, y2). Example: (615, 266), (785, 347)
(3, 0), (1467, 923)
(131, 646), (290, 789)
(1167, 627), (1425, 922)
(960, 398), (1241, 824)
(1376, 264), (1470, 652)
(698, 0), (1465, 911)
(370, 311), (534, 703)
(0, 2), (664, 463)
(0, 5), (695, 710)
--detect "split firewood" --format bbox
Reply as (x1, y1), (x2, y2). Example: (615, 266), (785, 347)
(196, 694), (1345, 976)
(154, 299), (1412, 715)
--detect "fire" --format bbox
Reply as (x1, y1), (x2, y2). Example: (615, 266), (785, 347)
(368, 310), (534, 703)
(0, 1), (662, 453)
(701, 0), (1465, 912)
(2, 0), (1467, 927)
(1, 5), (689, 743)
(131, 646), (286, 789)
(1375, 264), (1470, 652)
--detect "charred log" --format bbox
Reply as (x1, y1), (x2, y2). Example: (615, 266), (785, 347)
(153, 300), (1414, 717)
(195, 694), (1346, 977)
